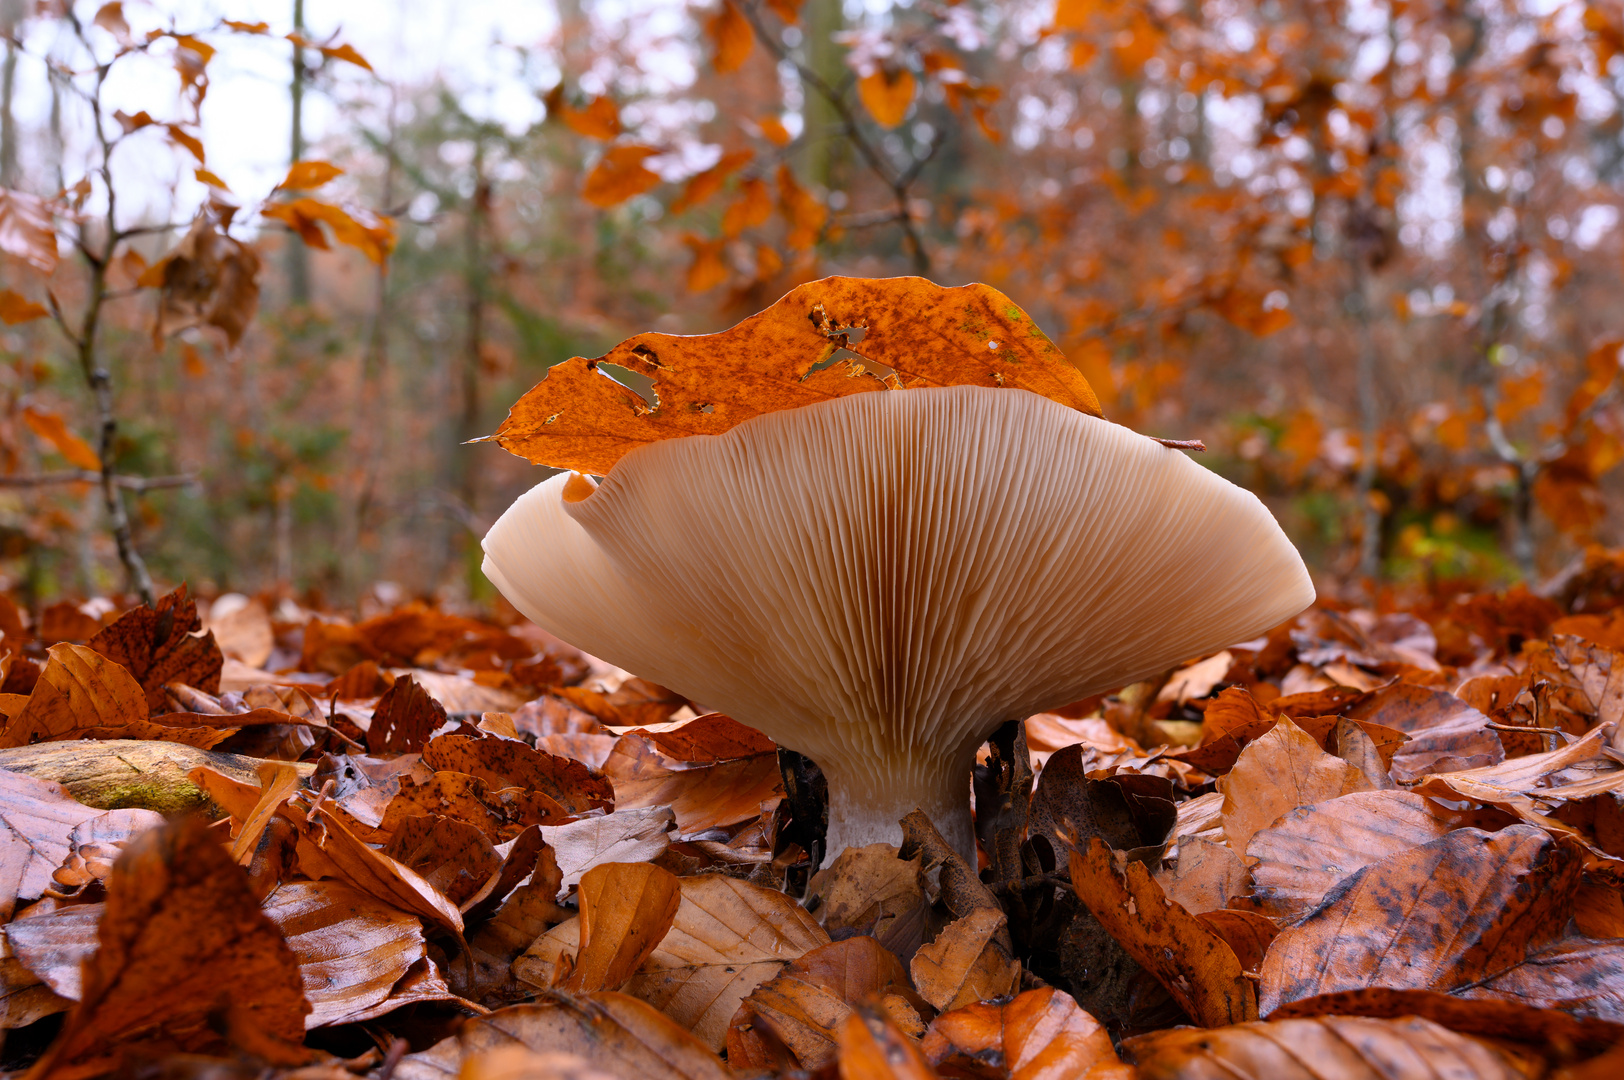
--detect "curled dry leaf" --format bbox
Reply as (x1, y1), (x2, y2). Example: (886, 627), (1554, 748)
(3, 644), (233, 751)
(624, 872), (829, 1052)
(50, 808), (165, 896)
(1219, 716), (1371, 853)
(565, 861), (682, 993)
(1525, 635), (1624, 733)
(86, 586), (222, 712)
(262, 879), (426, 1028)
(606, 738), (779, 838)
(0, 769), (101, 902)
(383, 814), (500, 907)
(484, 276), (1100, 476)
(1068, 837), (1257, 1027)
(922, 987), (1134, 1080)
(1259, 825), (1581, 1014)
(910, 906), (1021, 1012)
(1123, 1015), (1528, 1080)
(28, 817), (309, 1080)
(141, 212), (262, 347)
(1245, 790), (1477, 922)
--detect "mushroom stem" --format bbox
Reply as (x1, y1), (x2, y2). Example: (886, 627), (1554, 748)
(816, 742), (981, 867)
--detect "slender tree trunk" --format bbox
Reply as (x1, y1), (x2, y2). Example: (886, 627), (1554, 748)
(802, 0), (844, 191)
(458, 143), (489, 516)
(286, 0), (310, 305)
(1352, 267), (1381, 587)
(0, 0), (22, 189)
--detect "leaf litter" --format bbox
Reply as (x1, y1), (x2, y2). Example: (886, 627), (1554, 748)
(0, 569), (1620, 1078)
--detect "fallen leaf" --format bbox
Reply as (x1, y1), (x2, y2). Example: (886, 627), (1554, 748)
(1245, 790), (1475, 922)
(485, 277), (1100, 476)
(383, 814), (501, 906)
(624, 873), (828, 1051)
(0, 769), (100, 901)
(835, 1000), (936, 1080)
(1220, 716), (1371, 852)
(910, 906), (1021, 1011)
(87, 586), (223, 712)
(806, 843), (925, 956)
(608, 747), (779, 839)
(424, 733), (613, 814)
(1259, 825), (1581, 1014)
(1525, 635), (1624, 733)
(263, 879), (426, 1028)
(565, 861), (682, 992)
(922, 987), (1133, 1080)
(49, 808), (164, 896)
(28, 817), (309, 1079)
(4, 901), (102, 999)
(1344, 683), (1504, 781)
(451, 993), (729, 1080)
(730, 936), (918, 1071)
(1197, 910), (1278, 973)
(541, 807), (675, 890)
(1123, 1015), (1528, 1080)
(3, 644), (232, 750)
(1152, 834), (1248, 915)
(1068, 837), (1256, 1027)
(368, 674), (447, 754)
(1457, 935), (1624, 1021)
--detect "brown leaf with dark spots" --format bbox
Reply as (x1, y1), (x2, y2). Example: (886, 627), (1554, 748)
(922, 987), (1133, 1080)
(26, 817), (309, 1080)
(383, 814), (501, 907)
(1258, 825), (1581, 1014)
(486, 277), (1100, 475)
(633, 712), (774, 761)
(263, 879), (426, 1028)
(1246, 790), (1475, 922)
(1344, 682), (1504, 781)
(1268, 987), (1624, 1057)
(368, 674), (446, 754)
(1525, 635), (1624, 734)
(424, 733), (613, 814)
(1220, 716), (1370, 853)
(555, 678), (689, 730)
(87, 586), (223, 711)
(1123, 1015), (1528, 1080)
(1457, 935), (1624, 1021)
(1068, 837), (1257, 1027)
(565, 861), (681, 992)
(835, 1001), (936, 1080)
(1030, 746), (1176, 857)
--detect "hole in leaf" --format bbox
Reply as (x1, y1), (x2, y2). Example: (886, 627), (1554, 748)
(597, 362), (659, 409)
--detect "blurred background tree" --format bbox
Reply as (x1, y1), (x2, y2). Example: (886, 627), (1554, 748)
(0, 0), (1621, 609)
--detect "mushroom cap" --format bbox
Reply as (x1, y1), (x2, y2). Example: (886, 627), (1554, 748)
(483, 387), (1313, 850)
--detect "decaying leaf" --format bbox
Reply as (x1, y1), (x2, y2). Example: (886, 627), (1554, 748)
(86, 586), (222, 712)
(1069, 837), (1256, 1027)
(1220, 716), (1371, 852)
(140, 211), (261, 347)
(29, 818), (309, 1079)
(922, 987), (1134, 1080)
(484, 277), (1101, 475)
(0, 769), (100, 903)
(909, 906), (1021, 1012)
(564, 861), (682, 993)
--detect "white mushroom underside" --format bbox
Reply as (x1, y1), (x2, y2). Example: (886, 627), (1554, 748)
(483, 387), (1314, 860)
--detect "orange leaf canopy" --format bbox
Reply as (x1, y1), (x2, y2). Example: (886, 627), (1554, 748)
(485, 276), (1104, 475)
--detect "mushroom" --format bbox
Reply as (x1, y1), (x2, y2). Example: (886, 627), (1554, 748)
(482, 386), (1314, 863)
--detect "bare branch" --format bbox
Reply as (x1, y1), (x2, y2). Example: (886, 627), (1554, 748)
(0, 472), (198, 492)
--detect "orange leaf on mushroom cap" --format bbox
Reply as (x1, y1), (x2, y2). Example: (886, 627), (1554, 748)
(481, 276), (1103, 476)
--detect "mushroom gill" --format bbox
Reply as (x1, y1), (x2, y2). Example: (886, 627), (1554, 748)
(482, 386), (1314, 863)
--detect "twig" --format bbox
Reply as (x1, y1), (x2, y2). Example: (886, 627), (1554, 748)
(0, 471), (197, 491)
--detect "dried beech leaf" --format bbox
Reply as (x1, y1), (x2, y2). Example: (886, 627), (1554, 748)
(1259, 825), (1581, 1013)
(0, 768), (100, 900)
(922, 987), (1133, 1080)
(910, 906), (1020, 1011)
(1068, 837), (1256, 1027)
(542, 807), (675, 890)
(1344, 683), (1504, 782)
(1220, 716), (1371, 853)
(1123, 1015), (1527, 1080)
(1153, 834), (1248, 915)
(29, 818), (309, 1080)
(565, 861), (682, 992)
(4, 901), (102, 999)
(368, 674), (447, 754)
(835, 1000), (935, 1080)
(486, 277), (1101, 475)
(50, 808), (164, 896)
(1246, 790), (1473, 922)
(86, 587), (223, 712)
(624, 873), (829, 1052)
(424, 733), (613, 814)
(457, 993), (729, 1080)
